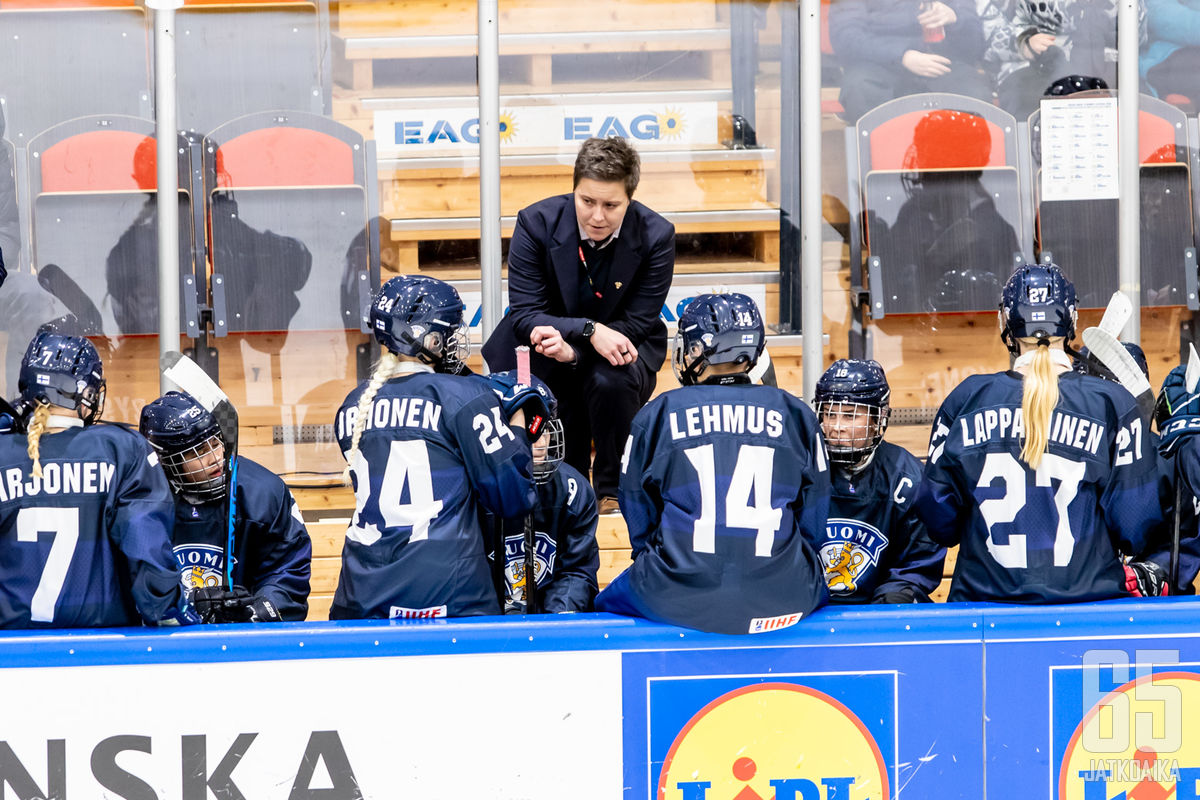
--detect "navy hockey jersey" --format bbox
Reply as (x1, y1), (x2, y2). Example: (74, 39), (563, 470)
(596, 382), (830, 634)
(484, 462), (600, 613)
(1143, 424), (1200, 594)
(824, 440), (945, 603)
(171, 456), (312, 620)
(330, 369), (536, 620)
(915, 370), (1163, 603)
(0, 423), (182, 628)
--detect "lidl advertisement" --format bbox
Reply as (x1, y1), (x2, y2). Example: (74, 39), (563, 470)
(621, 637), (985, 800)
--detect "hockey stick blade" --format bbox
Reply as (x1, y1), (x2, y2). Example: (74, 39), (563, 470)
(160, 351), (239, 450)
(1081, 326), (1152, 397)
(1186, 343), (1200, 394)
(1097, 291), (1133, 339)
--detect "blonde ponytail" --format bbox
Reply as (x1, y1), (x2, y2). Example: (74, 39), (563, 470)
(1019, 343), (1060, 469)
(342, 351), (402, 484)
(25, 403), (52, 479)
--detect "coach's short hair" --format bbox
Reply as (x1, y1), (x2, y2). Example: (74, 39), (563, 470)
(572, 137), (640, 198)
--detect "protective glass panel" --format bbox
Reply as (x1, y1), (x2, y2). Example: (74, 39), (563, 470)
(208, 185), (370, 481)
(865, 167), (1021, 314)
(0, 7), (149, 144)
(175, 3), (326, 135)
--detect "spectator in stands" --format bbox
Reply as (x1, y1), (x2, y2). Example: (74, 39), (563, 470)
(478, 371), (599, 614)
(482, 137), (675, 516)
(1141, 0), (1200, 112)
(979, 0), (1145, 121)
(815, 360), (946, 604)
(829, 0), (992, 122)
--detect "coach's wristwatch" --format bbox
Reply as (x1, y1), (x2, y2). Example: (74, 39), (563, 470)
(582, 319), (596, 338)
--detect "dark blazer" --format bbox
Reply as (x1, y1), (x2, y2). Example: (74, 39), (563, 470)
(482, 193), (675, 373)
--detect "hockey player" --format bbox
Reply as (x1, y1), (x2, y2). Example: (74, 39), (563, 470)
(480, 371), (599, 613)
(139, 390), (312, 622)
(0, 331), (186, 628)
(914, 264), (1164, 603)
(331, 275), (536, 620)
(1133, 364), (1200, 595)
(815, 359), (945, 604)
(595, 292), (829, 634)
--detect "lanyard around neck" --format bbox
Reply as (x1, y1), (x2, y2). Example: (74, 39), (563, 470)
(578, 243), (605, 300)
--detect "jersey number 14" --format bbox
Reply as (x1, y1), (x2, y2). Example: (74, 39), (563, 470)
(684, 443), (783, 557)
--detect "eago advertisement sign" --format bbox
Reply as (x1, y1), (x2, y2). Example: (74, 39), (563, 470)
(375, 102), (719, 156)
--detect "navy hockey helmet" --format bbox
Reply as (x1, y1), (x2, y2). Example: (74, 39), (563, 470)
(814, 359), (891, 467)
(1074, 343), (1150, 383)
(1045, 74), (1109, 97)
(484, 370), (563, 482)
(370, 275), (469, 371)
(672, 292), (765, 386)
(139, 391), (227, 501)
(18, 330), (105, 424)
(999, 263), (1077, 357)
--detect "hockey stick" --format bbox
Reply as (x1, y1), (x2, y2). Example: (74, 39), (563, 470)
(1080, 324), (1154, 422)
(161, 351), (240, 589)
(36, 264), (104, 336)
(1169, 344), (1200, 590)
(516, 345), (539, 614)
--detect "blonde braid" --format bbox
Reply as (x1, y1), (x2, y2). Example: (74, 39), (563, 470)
(1019, 343), (1060, 470)
(342, 351), (402, 484)
(25, 403), (51, 479)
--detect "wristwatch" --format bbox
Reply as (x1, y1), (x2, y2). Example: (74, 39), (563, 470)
(582, 319), (596, 338)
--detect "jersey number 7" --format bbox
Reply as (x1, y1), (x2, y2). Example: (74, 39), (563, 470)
(684, 444), (783, 557)
(18, 507), (80, 622)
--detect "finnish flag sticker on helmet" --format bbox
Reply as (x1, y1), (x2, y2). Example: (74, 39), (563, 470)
(36, 374), (49, 385)
(742, 334), (756, 344)
(1032, 311), (1046, 321)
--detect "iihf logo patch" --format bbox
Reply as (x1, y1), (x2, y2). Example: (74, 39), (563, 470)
(504, 530), (557, 605)
(173, 543), (225, 595)
(820, 518), (889, 596)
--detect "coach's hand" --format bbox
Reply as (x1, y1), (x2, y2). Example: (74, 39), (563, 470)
(530, 325), (577, 364)
(590, 323), (636, 367)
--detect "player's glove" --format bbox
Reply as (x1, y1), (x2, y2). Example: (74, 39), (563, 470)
(1156, 364), (1200, 456)
(870, 587), (932, 604)
(193, 586), (283, 623)
(484, 370), (558, 439)
(1124, 561), (1170, 597)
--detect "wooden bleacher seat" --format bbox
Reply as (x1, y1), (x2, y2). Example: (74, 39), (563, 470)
(332, 0), (730, 92)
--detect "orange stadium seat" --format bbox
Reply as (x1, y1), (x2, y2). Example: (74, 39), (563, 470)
(26, 115), (200, 338)
(846, 93), (1027, 327)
